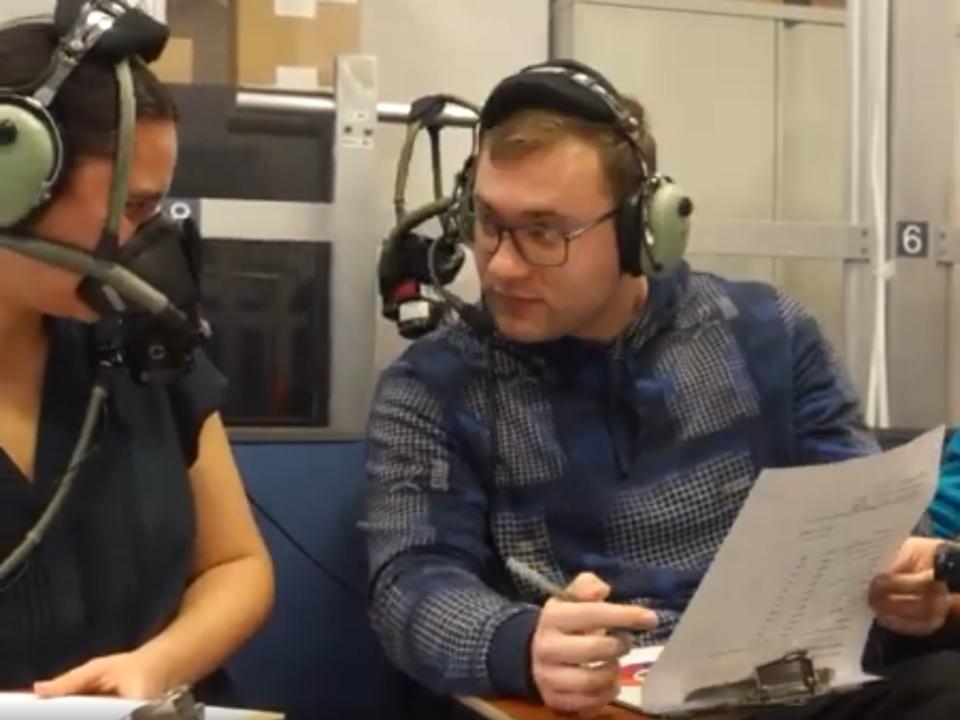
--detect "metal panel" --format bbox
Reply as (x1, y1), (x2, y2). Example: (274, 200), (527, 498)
(174, 84), (335, 203)
(552, 0), (577, 56)
(935, 226), (960, 264)
(843, 261), (875, 398)
(562, 0), (844, 25)
(558, 0), (870, 400)
(774, 17), (850, 364)
(887, 1), (955, 427)
(949, 2), (960, 421)
(235, 92), (478, 127)
(776, 21), (848, 222)
(0, 1), (54, 22)
(329, 55), (381, 434)
(954, 33), (960, 220)
(843, 0), (886, 412)
(949, 264), (960, 421)
(200, 200), (334, 242)
(775, 9), (852, 365)
(687, 221), (870, 259)
(569, 2), (777, 219)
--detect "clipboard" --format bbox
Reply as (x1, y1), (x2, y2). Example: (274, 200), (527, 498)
(616, 649), (871, 718)
(632, 428), (943, 717)
(682, 651), (837, 708)
(123, 688), (283, 720)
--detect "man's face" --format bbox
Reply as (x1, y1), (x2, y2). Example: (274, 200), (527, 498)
(471, 134), (630, 343)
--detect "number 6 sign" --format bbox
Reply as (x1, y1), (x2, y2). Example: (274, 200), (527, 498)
(897, 221), (929, 258)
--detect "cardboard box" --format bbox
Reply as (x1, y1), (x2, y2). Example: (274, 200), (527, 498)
(149, 1), (233, 86)
(168, 0), (232, 86)
(152, 36), (194, 84)
(235, 1), (361, 91)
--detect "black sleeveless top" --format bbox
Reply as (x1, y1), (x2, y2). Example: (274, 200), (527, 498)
(0, 318), (226, 688)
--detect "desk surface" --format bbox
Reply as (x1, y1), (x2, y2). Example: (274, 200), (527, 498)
(458, 697), (752, 720)
(458, 696), (645, 720)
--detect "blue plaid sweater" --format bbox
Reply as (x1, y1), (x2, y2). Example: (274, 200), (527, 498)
(364, 264), (879, 698)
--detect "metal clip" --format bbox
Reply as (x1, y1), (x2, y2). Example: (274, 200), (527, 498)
(686, 651), (834, 708)
(746, 651), (833, 705)
(122, 686), (205, 720)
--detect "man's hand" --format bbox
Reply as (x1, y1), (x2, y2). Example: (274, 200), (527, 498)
(531, 572), (658, 714)
(33, 648), (174, 700)
(869, 537), (953, 637)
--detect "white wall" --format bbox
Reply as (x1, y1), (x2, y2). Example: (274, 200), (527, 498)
(0, 1), (55, 23)
(361, 0), (550, 372)
(0, 1), (164, 24)
(558, 0), (850, 354)
(139, 0), (167, 22)
(954, 10), (960, 219)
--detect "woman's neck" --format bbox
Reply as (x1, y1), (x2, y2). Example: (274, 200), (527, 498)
(0, 302), (46, 378)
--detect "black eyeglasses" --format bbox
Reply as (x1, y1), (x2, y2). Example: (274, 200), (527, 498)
(464, 204), (618, 267)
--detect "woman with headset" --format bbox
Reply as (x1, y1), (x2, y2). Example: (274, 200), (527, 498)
(0, 9), (273, 701)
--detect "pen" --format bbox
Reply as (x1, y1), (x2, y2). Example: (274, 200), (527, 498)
(506, 556), (580, 601)
(506, 556), (636, 645)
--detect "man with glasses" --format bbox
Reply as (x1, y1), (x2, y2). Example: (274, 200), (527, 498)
(364, 62), (960, 718)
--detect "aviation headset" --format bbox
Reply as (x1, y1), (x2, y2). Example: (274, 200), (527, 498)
(454, 58), (693, 279)
(0, 0), (208, 384)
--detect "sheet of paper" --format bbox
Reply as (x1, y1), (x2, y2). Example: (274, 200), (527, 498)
(642, 427), (944, 716)
(0, 693), (280, 719)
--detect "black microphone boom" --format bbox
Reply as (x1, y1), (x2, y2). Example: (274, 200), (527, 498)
(426, 236), (494, 336)
(0, 232), (190, 328)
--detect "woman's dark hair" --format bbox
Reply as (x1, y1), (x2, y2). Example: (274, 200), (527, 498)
(0, 21), (178, 164)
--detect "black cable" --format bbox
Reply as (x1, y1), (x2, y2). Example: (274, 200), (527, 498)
(0, 442), (102, 592)
(429, 126), (444, 201)
(0, 371), (109, 586)
(244, 490), (366, 604)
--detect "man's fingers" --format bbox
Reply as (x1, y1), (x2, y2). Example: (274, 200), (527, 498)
(870, 570), (936, 597)
(535, 632), (629, 666)
(546, 600), (658, 634)
(873, 580), (952, 638)
(871, 593), (948, 622)
(565, 572), (611, 602)
(538, 661), (620, 696)
(869, 570), (951, 632)
(876, 613), (944, 637)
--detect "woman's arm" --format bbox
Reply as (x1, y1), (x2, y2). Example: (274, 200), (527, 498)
(137, 411), (275, 687)
(35, 413), (275, 699)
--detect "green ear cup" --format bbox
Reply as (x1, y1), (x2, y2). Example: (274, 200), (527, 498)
(642, 179), (693, 278)
(0, 100), (59, 227)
